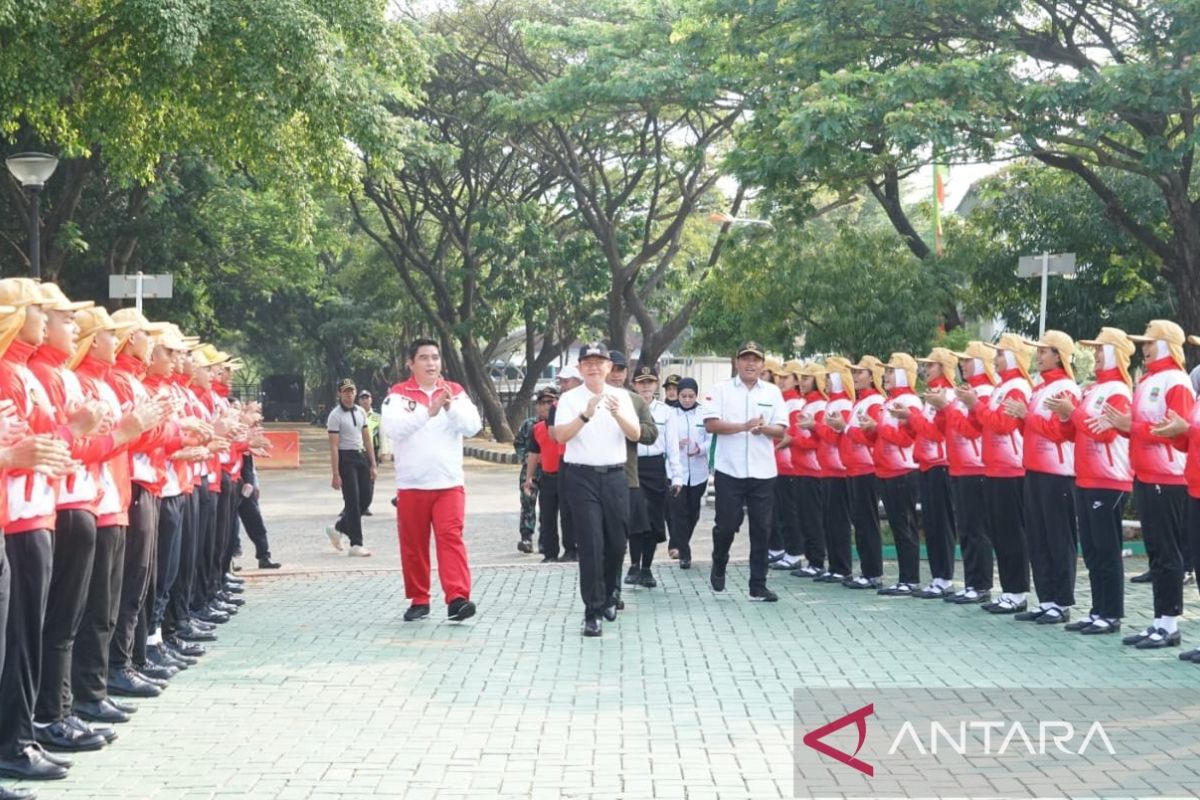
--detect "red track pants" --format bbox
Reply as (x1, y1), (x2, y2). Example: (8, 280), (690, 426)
(396, 487), (471, 605)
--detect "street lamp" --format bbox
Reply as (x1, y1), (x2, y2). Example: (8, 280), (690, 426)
(706, 211), (775, 230)
(5, 151), (59, 279)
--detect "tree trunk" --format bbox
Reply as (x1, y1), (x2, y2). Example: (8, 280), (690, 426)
(1164, 193), (1200, 340)
(456, 339), (514, 442)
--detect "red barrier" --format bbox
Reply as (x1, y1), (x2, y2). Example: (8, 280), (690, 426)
(256, 430), (300, 469)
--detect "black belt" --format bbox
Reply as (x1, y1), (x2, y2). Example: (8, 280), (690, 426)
(566, 463), (624, 474)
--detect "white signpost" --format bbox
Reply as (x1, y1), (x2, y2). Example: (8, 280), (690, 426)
(1017, 252), (1076, 338)
(108, 272), (173, 313)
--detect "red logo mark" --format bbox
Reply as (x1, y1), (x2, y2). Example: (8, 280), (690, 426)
(801, 703), (875, 776)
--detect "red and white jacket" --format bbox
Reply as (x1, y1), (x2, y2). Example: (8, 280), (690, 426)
(840, 388), (883, 477)
(1128, 357), (1193, 486)
(775, 388), (801, 477)
(113, 354), (183, 498)
(871, 388), (921, 479)
(905, 376), (951, 472)
(815, 391), (851, 477)
(1049, 369), (1132, 492)
(0, 340), (66, 533)
(788, 391), (825, 478)
(74, 355), (135, 527)
(381, 378), (482, 491)
(972, 368), (1030, 479)
(1020, 368), (1079, 477)
(943, 373), (992, 477)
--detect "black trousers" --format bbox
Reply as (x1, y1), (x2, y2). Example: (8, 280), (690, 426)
(822, 477), (852, 576)
(1135, 479), (1187, 617)
(36, 510), (97, 723)
(335, 450), (370, 547)
(73, 525), (124, 705)
(152, 494), (185, 633)
(986, 476), (1030, 594)
(0, 529), (52, 756)
(112, 485), (158, 673)
(796, 476), (827, 569)
(213, 473), (235, 594)
(630, 457), (667, 569)
(952, 475), (992, 591)
(537, 471), (562, 559)
(919, 467), (956, 582)
(879, 471), (921, 585)
(562, 464), (628, 620)
(667, 482), (706, 560)
(167, 490), (199, 631)
(1024, 471), (1079, 607)
(712, 471), (774, 592)
(219, 476), (241, 580)
(238, 489), (273, 560)
(0, 540), (8, 714)
(1187, 496), (1200, 601)
(1076, 487), (1126, 620)
(848, 474), (882, 579)
(193, 484), (217, 613)
(774, 476), (803, 556)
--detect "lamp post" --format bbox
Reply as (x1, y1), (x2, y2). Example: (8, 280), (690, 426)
(5, 152), (59, 279)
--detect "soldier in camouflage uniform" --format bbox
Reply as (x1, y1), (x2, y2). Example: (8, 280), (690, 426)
(514, 402), (548, 553)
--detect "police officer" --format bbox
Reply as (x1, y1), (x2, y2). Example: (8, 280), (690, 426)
(627, 366), (670, 588)
(701, 341), (789, 601)
(554, 344), (642, 636)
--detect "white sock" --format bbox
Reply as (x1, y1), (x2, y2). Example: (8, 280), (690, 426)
(1040, 601), (1055, 610)
(1153, 617), (1163, 630)
(769, 549), (784, 557)
(147, 629), (163, 646)
(1090, 618), (1110, 629)
(1010, 592), (1026, 605)
(1161, 616), (1179, 634)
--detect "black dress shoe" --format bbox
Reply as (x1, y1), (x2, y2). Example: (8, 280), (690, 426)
(165, 637), (204, 658)
(1186, 572), (1195, 586)
(1081, 621), (1121, 635)
(403, 604), (430, 622)
(624, 566), (640, 585)
(558, 550), (578, 562)
(139, 662), (177, 682)
(582, 618), (602, 637)
(602, 603), (618, 622)
(134, 670), (168, 689)
(639, 569), (657, 588)
(986, 599), (1027, 614)
(210, 600), (238, 615)
(193, 608), (229, 625)
(749, 588), (779, 602)
(218, 592), (246, 607)
(1130, 570), (1153, 583)
(447, 598), (476, 621)
(1037, 608), (1069, 625)
(1177, 647), (1200, 662)
(1064, 618), (1095, 632)
(107, 668), (162, 698)
(64, 716), (115, 745)
(73, 699), (130, 725)
(29, 745), (69, 769)
(1121, 626), (1156, 646)
(105, 698), (138, 715)
(540, 555), (557, 563)
(516, 539), (533, 554)
(1135, 628), (1182, 649)
(257, 556), (282, 569)
(33, 720), (106, 753)
(609, 590), (624, 611)
(710, 563), (726, 592)
(176, 625), (216, 643)
(224, 572), (244, 584)
(0, 745), (69, 780)
(0, 784), (37, 799)
(147, 645), (186, 671)
(679, 558), (691, 570)
(223, 582), (246, 594)
(1013, 608), (1048, 621)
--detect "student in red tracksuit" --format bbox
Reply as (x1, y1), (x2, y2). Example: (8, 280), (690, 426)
(958, 333), (1033, 615)
(770, 361), (805, 572)
(826, 356), (885, 590)
(862, 354), (924, 596)
(1042, 328), (1135, 636)
(898, 348), (958, 599)
(788, 362), (828, 578)
(810, 358), (855, 583)
(928, 343), (996, 605)
(1002, 331), (1081, 626)
(1105, 320), (1194, 650)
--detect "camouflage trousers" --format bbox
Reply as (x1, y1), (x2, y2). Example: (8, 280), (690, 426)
(519, 463), (540, 539)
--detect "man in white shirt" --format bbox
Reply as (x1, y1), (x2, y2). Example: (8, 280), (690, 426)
(554, 343), (642, 637)
(381, 339), (482, 623)
(701, 341), (789, 601)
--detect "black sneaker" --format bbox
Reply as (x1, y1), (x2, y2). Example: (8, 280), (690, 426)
(710, 562), (726, 592)
(447, 598), (476, 622)
(402, 604), (430, 622)
(639, 568), (657, 588)
(624, 566), (640, 585)
(749, 588), (779, 602)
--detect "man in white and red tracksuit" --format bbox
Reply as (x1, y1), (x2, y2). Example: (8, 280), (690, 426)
(381, 338), (482, 623)
(961, 334), (1033, 615)
(1006, 331), (1081, 626)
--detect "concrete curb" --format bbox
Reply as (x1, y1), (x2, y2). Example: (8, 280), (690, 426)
(464, 444), (520, 465)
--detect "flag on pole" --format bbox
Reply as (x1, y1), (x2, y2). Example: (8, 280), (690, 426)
(932, 156), (948, 257)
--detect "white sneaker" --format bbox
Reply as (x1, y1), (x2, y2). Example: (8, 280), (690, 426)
(325, 526), (344, 552)
(348, 545), (372, 557)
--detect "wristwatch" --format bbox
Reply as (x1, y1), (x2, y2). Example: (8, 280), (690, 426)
(579, 412), (591, 424)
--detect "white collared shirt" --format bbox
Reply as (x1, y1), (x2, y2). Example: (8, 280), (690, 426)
(557, 384), (637, 467)
(637, 399), (670, 458)
(700, 377), (788, 479)
(666, 403), (711, 486)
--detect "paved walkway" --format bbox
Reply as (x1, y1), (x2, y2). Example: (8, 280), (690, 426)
(8, 454), (1196, 800)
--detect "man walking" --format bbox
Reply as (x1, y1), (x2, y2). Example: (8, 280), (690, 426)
(325, 378), (376, 557)
(382, 338), (482, 623)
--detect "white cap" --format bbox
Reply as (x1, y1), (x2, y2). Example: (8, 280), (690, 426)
(558, 365), (582, 381)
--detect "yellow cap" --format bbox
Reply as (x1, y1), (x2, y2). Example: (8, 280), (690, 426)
(1022, 329), (1075, 381)
(70, 307), (127, 369)
(0, 305), (25, 359)
(916, 347), (958, 383)
(849, 354), (885, 390)
(37, 283), (93, 312)
(885, 352), (918, 390)
(981, 333), (1034, 381)
(1130, 320), (1186, 369)
(152, 323), (188, 351)
(797, 361), (827, 395)
(824, 356), (856, 401)
(1080, 327), (1135, 386)
(0, 278), (49, 308)
(763, 356), (784, 375)
(949, 341), (997, 383)
(781, 359), (805, 379)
